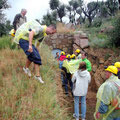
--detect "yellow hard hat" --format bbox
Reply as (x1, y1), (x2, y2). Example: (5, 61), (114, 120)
(66, 54), (71, 59)
(114, 62), (120, 68)
(105, 65), (118, 75)
(75, 49), (80, 53)
(10, 29), (15, 37)
(71, 54), (76, 59)
(61, 51), (65, 55)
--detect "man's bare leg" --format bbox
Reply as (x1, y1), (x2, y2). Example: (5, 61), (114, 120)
(34, 63), (44, 83)
(23, 58), (32, 77)
(25, 58), (32, 68)
(34, 63), (40, 76)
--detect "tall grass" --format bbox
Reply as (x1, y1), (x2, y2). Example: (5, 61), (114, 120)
(0, 35), (16, 50)
(0, 41), (71, 119)
(57, 22), (75, 34)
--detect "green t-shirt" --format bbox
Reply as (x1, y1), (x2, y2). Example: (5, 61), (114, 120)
(82, 58), (92, 72)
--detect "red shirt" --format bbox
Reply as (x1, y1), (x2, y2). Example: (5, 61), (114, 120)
(59, 55), (66, 61)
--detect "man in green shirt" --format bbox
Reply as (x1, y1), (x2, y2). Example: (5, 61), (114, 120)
(14, 20), (56, 83)
(81, 51), (92, 72)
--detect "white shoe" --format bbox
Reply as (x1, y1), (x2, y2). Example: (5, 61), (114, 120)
(34, 76), (44, 84)
(23, 67), (31, 77)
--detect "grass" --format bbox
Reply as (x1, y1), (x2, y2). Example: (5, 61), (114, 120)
(0, 35), (16, 50)
(56, 22), (75, 34)
(0, 40), (72, 120)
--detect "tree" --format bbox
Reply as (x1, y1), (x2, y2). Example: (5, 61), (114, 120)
(105, 0), (118, 16)
(82, 0), (98, 26)
(49, 0), (59, 10)
(41, 11), (57, 26)
(66, 0), (79, 24)
(96, 1), (108, 18)
(57, 4), (66, 22)
(0, 0), (9, 9)
(76, 8), (86, 24)
(119, 0), (120, 9)
(66, 5), (72, 23)
(49, 0), (66, 22)
(0, 0), (10, 36)
(76, 0), (85, 24)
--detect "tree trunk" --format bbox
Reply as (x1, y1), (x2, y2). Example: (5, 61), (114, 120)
(60, 18), (62, 23)
(88, 17), (92, 27)
(119, 0), (120, 9)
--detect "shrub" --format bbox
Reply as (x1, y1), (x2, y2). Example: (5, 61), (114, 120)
(92, 18), (102, 27)
(0, 36), (16, 50)
(89, 33), (111, 48)
(108, 12), (120, 47)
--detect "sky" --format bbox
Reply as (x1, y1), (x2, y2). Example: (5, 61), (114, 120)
(5, 0), (99, 23)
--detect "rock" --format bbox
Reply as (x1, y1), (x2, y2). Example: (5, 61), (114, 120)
(100, 72), (106, 81)
(79, 39), (89, 48)
(65, 23), (74, 29)
(74, 34), (80, 40)
(79, 34), (88, 39)
(92, 65), (98, 73)
(99, 58), (104, 64)
(59, 34), (64, 39)
(74, 39), (80, 46)
(51, 33), (57, 39)
(74, 31), (83, 34)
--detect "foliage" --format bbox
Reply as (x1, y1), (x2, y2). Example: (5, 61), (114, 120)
(49, 0), (59, 10)
(0, 20), (13, 36)
(89, 32), (111, 48)
(0, 0), (10, 9)
(49, 0), (66, 23)
(92, 18), (102, 27)
(108, 12), (120, 47)
(0, 0), (11, 36)
(41, 11), (57, 26)
(82, 1), (98, 26)
(57, 4), (66, 22)
(105, 0), (119, 16)
(0, 35), (16, 49)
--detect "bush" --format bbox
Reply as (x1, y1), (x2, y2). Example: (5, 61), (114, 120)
(92, 18), (102, 27)
(89, 33), (111, 48)
(108, 13), (120, 47)
(0, 36), (16, 49)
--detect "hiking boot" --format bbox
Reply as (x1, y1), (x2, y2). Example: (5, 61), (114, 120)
(23, 67), (31, 77)
(34, 76), (44, 84)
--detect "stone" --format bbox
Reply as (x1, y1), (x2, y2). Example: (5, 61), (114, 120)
(52, 40), (56, 44)
(74, 34), (80, 40)
(79, 39), (89, 48)
(74, 39), (80, 46)
(51, 33), (58, 39)
(65, 23), (74, 29)
(79, 34), (88, 39)
(53, 44), (56, 48)
(68, 37), (74, 40)
(49, 46), (53, 50)
(58, 41), (61, 44)
(100, 72), (106, 81)
(68, 39), (73, 44)
(92, 65), (98, 73)
(99, 58), (105, 64)
(59, 34), (64, 39)
(74, 31), (83, 34)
